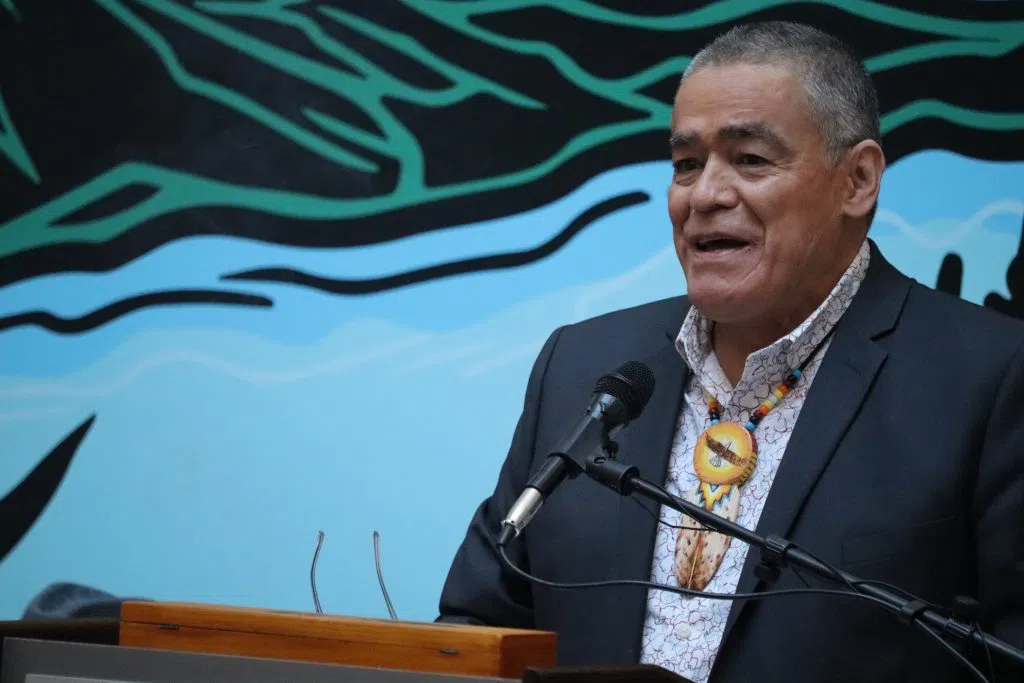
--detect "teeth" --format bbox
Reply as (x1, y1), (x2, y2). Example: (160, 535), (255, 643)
(695, 237), (750, 252)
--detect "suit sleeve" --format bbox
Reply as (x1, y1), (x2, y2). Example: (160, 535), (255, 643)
(435, 327), (565, 628)
(972, 337), (1024, 664)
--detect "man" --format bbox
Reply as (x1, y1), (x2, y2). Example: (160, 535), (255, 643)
(437, 21), (1024, 683)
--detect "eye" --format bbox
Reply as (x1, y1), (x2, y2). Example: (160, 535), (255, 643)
(736, 153), (767, 166)
(673, 158), (701, 173)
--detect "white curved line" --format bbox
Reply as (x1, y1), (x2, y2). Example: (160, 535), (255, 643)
(461, 338), (549, 377)
(873, 199), (1023, 249)
(392, 340), (498, 374)
(0, 334), (431, 401)
(0, 407), (73, 424)
(573, 245), (676, 321)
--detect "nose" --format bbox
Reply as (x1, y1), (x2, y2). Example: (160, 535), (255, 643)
(689, 158), (737, 213)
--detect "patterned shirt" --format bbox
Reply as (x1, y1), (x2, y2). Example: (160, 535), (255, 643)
(638, 239), (871, 682)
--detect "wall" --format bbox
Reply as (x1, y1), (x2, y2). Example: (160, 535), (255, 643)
(1, 0), (1022, 621)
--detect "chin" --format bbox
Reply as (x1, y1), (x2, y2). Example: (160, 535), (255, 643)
(683, 288), (748, 325)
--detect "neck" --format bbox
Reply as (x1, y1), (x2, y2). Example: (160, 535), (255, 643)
(710, 237), (866, 385)
(712, 319), (797, 386)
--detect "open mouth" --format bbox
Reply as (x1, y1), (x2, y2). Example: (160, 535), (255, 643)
(694, 237), (750, 252)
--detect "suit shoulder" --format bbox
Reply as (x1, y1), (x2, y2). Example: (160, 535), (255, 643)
(561, 295), (689, 337)
(532, 296), (688, 382)
(906, 280), (1024, 339)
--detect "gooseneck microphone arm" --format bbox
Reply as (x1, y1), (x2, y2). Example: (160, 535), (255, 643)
(498, 361), (657, 547)
(499, 392), (624, 545)
(582, 451), (1024, 675)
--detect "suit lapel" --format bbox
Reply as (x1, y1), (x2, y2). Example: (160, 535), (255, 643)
(719, 243), (912, 647)
(606, 325), (691, 663)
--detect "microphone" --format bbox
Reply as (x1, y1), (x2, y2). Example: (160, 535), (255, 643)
(498, 361), (656, 547)
(373, 530), (398, 620)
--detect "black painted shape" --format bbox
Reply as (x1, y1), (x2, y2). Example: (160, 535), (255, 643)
(0, 289), (273, 334)
(222, 191), (651, 295)
(984, 215), (1024, 319)
(50, 183), (159, 226)
(0, 191), (645, 335)
(3, 0), (1021, 236)
(0, 415), (96, 564)
(935, 252), (964, 298)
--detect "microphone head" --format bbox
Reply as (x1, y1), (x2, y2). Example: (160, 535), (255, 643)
(594, 360), (656, 421)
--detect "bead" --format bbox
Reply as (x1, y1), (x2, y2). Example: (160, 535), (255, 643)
(704, 360), (807, 434)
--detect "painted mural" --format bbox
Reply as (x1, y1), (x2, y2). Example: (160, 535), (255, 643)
(1, 1), (1022, 622)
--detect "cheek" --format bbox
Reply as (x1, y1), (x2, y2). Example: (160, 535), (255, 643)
(667, 185), (689, 226)
(744, 181), (817, 246)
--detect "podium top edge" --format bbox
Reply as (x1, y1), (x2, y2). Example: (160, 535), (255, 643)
(119, 601), (556, 638)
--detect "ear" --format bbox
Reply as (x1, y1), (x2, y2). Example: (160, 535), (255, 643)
(842, 140), (885, 222)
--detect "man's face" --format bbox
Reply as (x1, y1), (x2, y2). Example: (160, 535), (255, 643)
(669, 62), (858, 332)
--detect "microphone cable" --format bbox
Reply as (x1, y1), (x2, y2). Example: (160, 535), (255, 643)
(497, 495), (994, 683)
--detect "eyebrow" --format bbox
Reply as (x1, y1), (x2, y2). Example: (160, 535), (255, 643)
(669, 123), (793, 155)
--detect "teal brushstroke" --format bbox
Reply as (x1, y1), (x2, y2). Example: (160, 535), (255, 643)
(1, 0), (1021, 262)
(0, 112), (658, 253)
(0, 88), (40, 184)
(403, 0), (1023, 90)
(95, 0), (381, 173)
(864, 38), (1023, 73)
(414, 0), (1023, 39)
(99, 0), (546, 196)
(1, 0), (19, 21)
(882, 101), (1024, 134)
(4, 96), (1020, 259)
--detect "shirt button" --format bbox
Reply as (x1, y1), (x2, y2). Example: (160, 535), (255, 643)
(675, 623), (692, 640)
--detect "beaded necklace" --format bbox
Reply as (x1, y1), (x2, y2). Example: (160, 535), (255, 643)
(675, 326), (837, 592)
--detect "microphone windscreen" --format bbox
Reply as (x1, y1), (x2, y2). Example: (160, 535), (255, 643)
(594, 361), (656, 420)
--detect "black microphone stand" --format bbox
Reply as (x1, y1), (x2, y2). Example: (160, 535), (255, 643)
(581, 441), (1024, 676)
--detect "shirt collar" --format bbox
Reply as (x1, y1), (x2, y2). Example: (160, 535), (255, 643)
(675, 238), (871, 399)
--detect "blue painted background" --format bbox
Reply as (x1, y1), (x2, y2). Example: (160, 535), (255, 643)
(1, 149), (1022, 621)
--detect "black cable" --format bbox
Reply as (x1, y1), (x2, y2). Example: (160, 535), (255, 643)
(497, 542), (991, 683)
(631, 495), (708, 532)
(497, 542), (898, 612)
(851, 579), (942, 608)
(790, 565), (811, 588)
(788, 542), (859, 594)
(630, 478), (990, 680)
(785, 544), (989, 683)
(969, 619), (997, 683)
(912, 620), (991, 683)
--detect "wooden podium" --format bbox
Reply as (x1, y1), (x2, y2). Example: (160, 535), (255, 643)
(117, 600), (555, 678)
(1, 601), (692, 682)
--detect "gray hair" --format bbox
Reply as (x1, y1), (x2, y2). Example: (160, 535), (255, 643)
(683, 21), (881, 165)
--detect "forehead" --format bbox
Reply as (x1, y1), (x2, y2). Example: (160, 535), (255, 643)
(670, 62), (818, 145)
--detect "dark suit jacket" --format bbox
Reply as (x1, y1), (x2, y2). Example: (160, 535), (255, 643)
(437, 241), (1024, 683)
